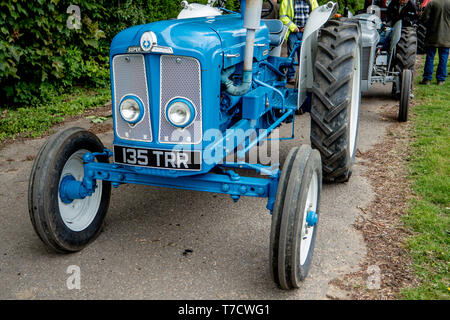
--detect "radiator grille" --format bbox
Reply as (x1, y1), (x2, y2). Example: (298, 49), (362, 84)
(361, 47), (371, 81)
(113, 54), (152, 142)
(159, 55), (202, 144)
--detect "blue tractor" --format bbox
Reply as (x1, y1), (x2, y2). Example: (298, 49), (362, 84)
(28, 0), (362, 289)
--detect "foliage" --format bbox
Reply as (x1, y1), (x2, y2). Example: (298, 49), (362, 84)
(0, 0), (109, 107)
(318, 0), (366, 14)
(0, 0), (211, 108)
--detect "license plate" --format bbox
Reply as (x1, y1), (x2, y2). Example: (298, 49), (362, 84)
(113, 145), (201, 170)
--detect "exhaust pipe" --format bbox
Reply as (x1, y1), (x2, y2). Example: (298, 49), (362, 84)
(222, 0), (262, 96)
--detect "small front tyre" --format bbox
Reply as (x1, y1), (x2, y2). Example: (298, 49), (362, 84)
(28, 127), (111, 253)
(398, 69), (412, 122)
(270, 145), (322, 289)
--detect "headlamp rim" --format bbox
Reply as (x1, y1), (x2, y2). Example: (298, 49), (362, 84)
(165, 97), (196, 128)
(119, 95), (144, 125)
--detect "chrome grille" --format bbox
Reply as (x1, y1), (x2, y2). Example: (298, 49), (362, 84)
(113, 54), (152, 142)
(361, 47), (371, 81)
(159, 55), (202, 144)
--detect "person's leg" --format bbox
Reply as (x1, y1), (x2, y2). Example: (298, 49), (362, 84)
(294, 32), (303, 62)
(287, 32), (296, 57)
(288, 32), (302, 61)
(423, 46), (436, 81)
(436, 47), (449, 82)
(382, 29), (392, 51)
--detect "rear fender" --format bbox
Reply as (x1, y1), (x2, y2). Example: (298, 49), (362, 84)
(298, 2), (338, 107)
(388, 20), (402, 71)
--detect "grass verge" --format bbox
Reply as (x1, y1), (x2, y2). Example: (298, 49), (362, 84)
(0, 87), (111, 143)
(401, 57), (450, 299)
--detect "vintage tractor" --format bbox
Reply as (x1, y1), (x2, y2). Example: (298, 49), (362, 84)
(354, 1), (417, 121)
(28, 0), (362, 290)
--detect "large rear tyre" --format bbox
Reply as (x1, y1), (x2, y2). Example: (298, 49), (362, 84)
(310, 19), (362, 183)
(416, 23), (426, 55)
(394, 27), (417, 73)
(399, 69), (412, 122)
(28, 127), (111, 253)
(270, 145), (322, 290)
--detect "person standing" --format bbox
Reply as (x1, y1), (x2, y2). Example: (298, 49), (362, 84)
(386, 0), (418, 27)
(279, 0), (318, 83)
(419, 0), (450, 85)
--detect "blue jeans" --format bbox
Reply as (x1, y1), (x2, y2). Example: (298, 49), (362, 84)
(423, 47), (449, 81)
(287, 32), (303, 62)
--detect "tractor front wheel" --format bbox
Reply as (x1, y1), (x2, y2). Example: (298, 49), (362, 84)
(310, 19), (362, 183)
(270, 145), (322, 289)
(28, 127), (111, 253)
(399, 69), (412, 122)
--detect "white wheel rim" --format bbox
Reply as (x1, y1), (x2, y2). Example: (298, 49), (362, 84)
(349, 46), (361, 158)
(299, 171), (319, 265)
(58, 149), (102, 232)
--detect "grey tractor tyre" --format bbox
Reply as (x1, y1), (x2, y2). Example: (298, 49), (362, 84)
(394, 27), (417, 73)
(28, 127), (111, 253)
(310, 19), (361, 183)
(416, 23), (426, 55)
(399, 69), (412, 122)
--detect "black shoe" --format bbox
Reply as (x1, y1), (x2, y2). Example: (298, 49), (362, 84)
(437, 80), (445, 86)
(419, 79), (431, 85)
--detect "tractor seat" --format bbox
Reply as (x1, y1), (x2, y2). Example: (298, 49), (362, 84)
(262, 19), (286, 47)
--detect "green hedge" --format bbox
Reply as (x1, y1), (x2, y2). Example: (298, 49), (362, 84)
(0, 0), (362, 109)
(0, 0), (214, 108)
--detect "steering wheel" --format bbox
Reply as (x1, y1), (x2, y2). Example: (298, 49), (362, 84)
(261, 0), (275, 18)
(217, 0), (227, 8)
(217, 0), (275, 18)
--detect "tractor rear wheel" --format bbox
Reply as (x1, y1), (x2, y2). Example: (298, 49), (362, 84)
(310, 19), (361, 183)
(416, 23), (426, 55)
(394, 27), (417, 73)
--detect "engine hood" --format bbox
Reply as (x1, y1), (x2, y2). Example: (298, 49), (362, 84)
(110, 14), (269, 65)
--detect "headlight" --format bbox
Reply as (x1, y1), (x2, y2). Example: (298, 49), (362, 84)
(166, 98), (195, 128)
(119, 96), (143, 124)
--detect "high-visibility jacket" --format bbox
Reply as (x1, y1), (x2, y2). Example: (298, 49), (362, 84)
(279, 0), (319, 38)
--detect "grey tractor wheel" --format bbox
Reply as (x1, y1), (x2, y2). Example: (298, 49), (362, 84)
(28, 127), (111, 253)
(399, 69), (412, 122)
(394, 27), (417, 73)
(270, 145), (322, 290)
(310, 19), (362, 183)
(416, 23), (426, 55)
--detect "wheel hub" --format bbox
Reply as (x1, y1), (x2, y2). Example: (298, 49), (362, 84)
(306, 210), (318, 227)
